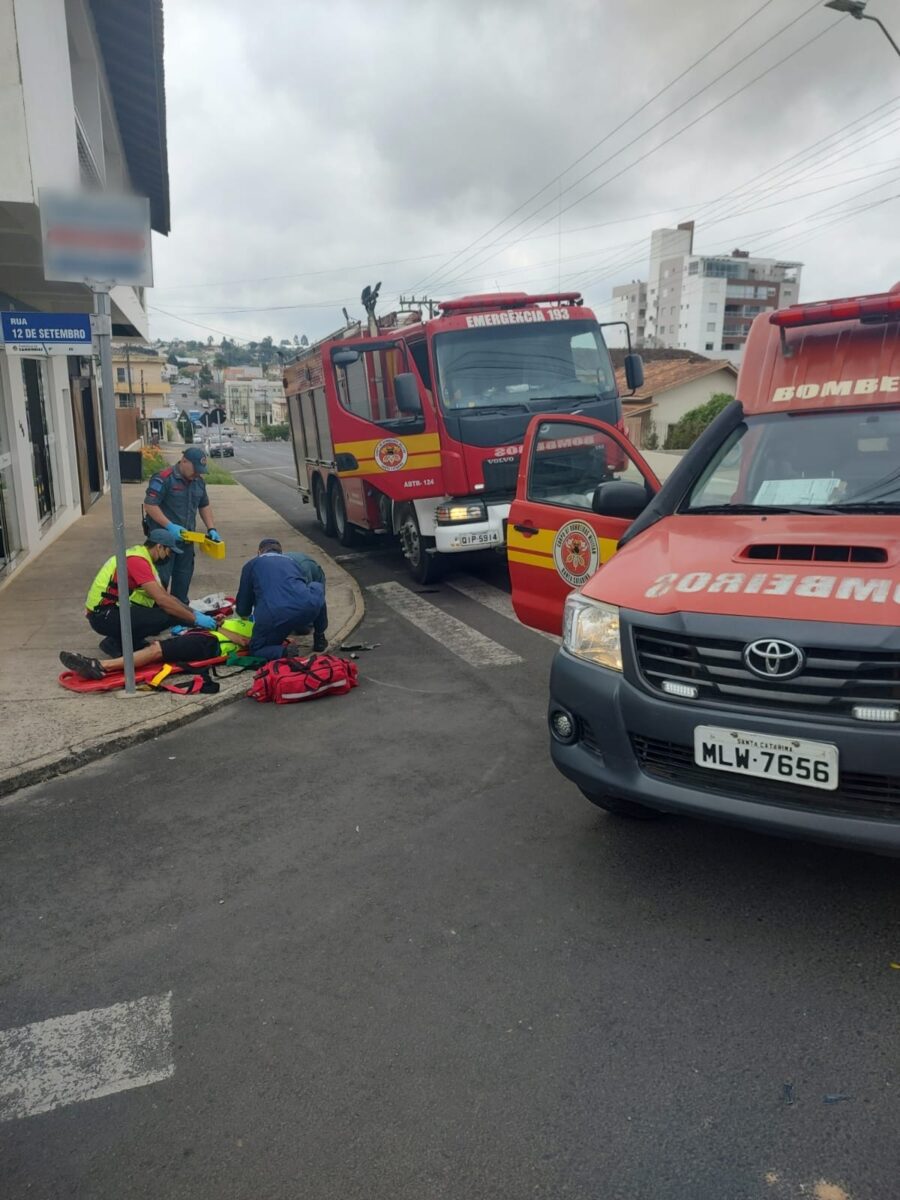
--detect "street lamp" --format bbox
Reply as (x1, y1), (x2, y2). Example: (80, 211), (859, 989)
(825, 0), (900, 56)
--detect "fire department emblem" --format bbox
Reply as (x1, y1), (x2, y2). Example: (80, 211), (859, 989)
(553, 520), (600, 587)
(374, 438), (408, 472)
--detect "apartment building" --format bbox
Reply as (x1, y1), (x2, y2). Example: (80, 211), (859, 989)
(611, 220), (802, 361)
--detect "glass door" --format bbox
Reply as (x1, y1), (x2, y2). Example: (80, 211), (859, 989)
(0, 370), (21, 572)
(21, 359), (57, 523)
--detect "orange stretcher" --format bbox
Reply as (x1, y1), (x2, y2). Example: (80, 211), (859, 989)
(58, 654), (232, 693)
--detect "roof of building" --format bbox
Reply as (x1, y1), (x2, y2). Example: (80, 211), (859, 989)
(88, 0), (170, 235)
(614, 354), (737, 402)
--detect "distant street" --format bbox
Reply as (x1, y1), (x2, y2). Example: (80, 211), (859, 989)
(2, 449), (898, 1200)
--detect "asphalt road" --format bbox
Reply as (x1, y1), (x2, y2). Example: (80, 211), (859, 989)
(1, 440), (898, 1200)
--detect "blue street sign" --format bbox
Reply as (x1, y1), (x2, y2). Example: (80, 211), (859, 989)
(0, 311), (93, 356)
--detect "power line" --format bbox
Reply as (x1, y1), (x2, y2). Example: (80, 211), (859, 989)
(407, 0), (784, 295)
(415, 0), (831, 295)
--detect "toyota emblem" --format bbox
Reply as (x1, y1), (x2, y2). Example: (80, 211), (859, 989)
(743, 639), (805, 680)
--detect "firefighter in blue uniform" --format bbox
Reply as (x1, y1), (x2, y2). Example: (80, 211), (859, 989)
(236, 538), (327, 660)
(143, 447), (222, 603)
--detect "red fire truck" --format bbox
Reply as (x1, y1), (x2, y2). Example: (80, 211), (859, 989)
(282, 292), (643, 581)
(506, 283), (900, 853)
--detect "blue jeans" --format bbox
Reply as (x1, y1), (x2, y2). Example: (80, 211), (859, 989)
(157, 543), (195, 604)
(250, 583), (326, 661)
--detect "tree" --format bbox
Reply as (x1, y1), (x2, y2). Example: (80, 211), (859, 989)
(199, 385), (217, 400)
(198, 364), (213, 384)
(664, 393), (734, 450)
(167, 352), (179, 366)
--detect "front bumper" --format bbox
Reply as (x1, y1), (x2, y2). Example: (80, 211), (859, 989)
(549, 650), (900, 855)
(433, 502), (510, 554)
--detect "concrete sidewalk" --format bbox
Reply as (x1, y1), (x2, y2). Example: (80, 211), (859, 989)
(0, 479), (363, 798)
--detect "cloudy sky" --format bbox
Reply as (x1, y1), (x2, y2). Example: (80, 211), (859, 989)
(148, 0), (900, 346)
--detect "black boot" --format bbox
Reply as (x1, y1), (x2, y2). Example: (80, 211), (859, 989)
(313, 632), (328, 653)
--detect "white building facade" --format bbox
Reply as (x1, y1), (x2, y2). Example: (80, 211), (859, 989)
(608, 281), (647, 348)
(0, 0), (169, 583)
(225, 379), (285, 431)
(616, 220), (801, 362)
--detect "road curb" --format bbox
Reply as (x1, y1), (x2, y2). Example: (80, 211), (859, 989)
(0, 505), (366, 804)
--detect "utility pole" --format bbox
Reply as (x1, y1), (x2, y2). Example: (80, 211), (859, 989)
(399, 294), (437, 319)
(124, 340), (134, 409)
(92, 285), (136, 693)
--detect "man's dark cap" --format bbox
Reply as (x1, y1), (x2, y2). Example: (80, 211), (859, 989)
(183, 446), (208, 474)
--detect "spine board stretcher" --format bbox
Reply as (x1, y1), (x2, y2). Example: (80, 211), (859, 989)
(58, 654), (247, 693)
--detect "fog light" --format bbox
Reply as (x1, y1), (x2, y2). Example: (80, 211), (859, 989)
(851, 705), (899, 722)
(550, 709), (577, 743)
(662, 680), (699, 699)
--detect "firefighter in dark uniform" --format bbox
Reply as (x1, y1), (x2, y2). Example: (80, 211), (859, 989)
(143, 446), (222, 603)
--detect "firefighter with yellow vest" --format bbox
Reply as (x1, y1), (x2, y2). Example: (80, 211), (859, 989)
(60, 615), (253, 682)
(82, 527), (218, 657)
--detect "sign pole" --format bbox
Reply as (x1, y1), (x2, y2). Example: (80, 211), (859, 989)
(92, 285), (136, 693)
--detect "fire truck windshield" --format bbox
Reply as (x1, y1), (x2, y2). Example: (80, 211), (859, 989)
(433, 319), (617, 413)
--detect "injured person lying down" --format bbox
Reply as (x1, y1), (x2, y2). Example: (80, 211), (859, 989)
(59, 616), (254, 680)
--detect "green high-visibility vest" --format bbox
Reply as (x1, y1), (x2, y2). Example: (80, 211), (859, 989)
(85, 545), (160, 612)
(208, 617), (254, 654)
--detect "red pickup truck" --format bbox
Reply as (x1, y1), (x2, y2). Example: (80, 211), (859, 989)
(508, 284), (900, 853)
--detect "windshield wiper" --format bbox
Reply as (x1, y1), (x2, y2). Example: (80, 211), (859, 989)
(454, 403), (530, 415)
(826, 501), (900, 512)
(687, 503), (841, 516)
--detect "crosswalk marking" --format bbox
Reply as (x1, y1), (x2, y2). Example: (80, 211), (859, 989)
(369, 581), (522, 667)
(0, 993), (174, 1122)
(444, 574), (561, 644)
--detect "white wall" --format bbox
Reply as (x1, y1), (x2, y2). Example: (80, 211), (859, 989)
(13, 0), (79, 196)
(651, 370), (737, 444)
(0, 1), (33, 201)
(0, 349), (84, 583)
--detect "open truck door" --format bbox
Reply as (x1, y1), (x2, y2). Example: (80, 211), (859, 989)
(507, 415), (660, 635)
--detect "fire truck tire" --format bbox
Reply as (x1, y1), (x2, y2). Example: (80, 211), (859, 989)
(313, 476), (336, 536)
(329, 481), (355, 547)
(399, 505), (440, 584)
(579, 789), (661, 820)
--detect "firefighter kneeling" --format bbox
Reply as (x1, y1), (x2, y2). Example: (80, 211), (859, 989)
(236, 538), (328, 660)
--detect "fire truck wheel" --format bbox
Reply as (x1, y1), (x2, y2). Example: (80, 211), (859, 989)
(329, 482), (355, 547)
(399, 506), (440, 584)
(579, 789), (661, 820)
(314, 477), (336, 536)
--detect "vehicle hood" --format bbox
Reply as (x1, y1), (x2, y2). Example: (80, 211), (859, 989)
(583, 513), (900, 626)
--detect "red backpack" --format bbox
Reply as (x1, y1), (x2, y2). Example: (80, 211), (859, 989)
(247, 653), (359, 704)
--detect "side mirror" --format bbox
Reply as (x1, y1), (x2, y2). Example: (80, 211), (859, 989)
(332, 348), (360, 368)
(592, 480), (649, 520)
(394, 373), (422, 415)
(624, 353), (644, 392)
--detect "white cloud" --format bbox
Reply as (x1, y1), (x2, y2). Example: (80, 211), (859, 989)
(150, 0), (900, 345)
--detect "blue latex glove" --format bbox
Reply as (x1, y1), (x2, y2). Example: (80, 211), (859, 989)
(168, 522), (187, 540)
(169, 625), (187, 636)
(206, 528), (222, 543)
(193, 612), (217, 631)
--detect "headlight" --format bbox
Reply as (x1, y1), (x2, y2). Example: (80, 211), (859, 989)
(563, 595), (622, 671)
(435, 500), (487, 523)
